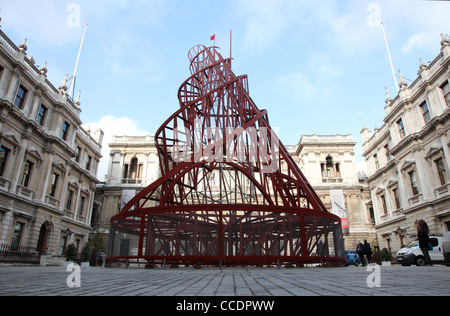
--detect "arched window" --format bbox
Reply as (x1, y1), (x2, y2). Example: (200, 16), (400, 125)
(326, 156), (333, 167)
(130, 157), (138, 179)
(122, 157), (143, 184)
(321, 155), (341, 182)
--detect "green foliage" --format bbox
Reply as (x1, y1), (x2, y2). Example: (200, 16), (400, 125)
(372, 248), (381, 264)
(65, 244), (77, 261)
(81, 242), (92, 262)
(380, 248), (392, 261)
(90, 231), (105, 254)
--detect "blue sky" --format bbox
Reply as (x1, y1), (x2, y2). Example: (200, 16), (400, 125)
(1, 0), (449, 180)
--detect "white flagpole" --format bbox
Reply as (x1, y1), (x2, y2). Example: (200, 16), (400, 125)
(230, 29), (232, 60)
(381, 22), (399, 92)
(69, 23), (88, 99)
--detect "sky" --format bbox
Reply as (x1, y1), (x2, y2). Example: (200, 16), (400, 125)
(1, 0), (449, 181)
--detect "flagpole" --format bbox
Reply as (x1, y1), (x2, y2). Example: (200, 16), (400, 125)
(230, 29), (232, 60)
(381, 22), (399, 92)
(69, 23), (88, 99)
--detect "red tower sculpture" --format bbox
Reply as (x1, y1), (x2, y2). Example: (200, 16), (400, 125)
(106, 45), (344, 267)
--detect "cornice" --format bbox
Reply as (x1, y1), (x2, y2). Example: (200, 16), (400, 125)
(312, 184), (370, 192)
(367, 159), (397, 183)
(390, 107), (450, 156)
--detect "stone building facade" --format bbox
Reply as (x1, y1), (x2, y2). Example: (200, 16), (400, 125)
(287, 135), (376, 251)
(361, 35), (450, 255)
(92, 136), (158, 236)
(0, 29), (103, 265)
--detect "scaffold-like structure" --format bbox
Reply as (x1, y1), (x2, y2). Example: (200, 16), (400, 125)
(106, 45), (344, 267)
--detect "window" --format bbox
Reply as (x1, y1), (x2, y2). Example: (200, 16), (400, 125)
(369, 206), (375, 225)
(384, 144), (390, 162)
(20, 160), (33, 187)
(86, 156), (92, 171)
(36, 104), (47, 126)
(380, 195), (388, 214)
(78, 196), (85, 216)
(420, 101), (431, 123)
(373, 154), (379, 169)
(75, 147), (81, 163)
(335, 163), (341, 178)
(320, 156), (341, 180)
(14, 85), (28, 109)
(130, 157), (138, 179)
(66, 190), (74, 210)
(429, 237), (439, 248)
(0, 146), (10, 177)
(11, 222), (25, 250)
(60, 235), (67, 255)
(386, 238), (392, 254)
(380, 195), (387, 214)
(441, 81), (450, 107)
(435, 157), (448, 186)
(61, 121), (70, 141)
(392, 188), (401, 209)
(75, 239), (80, 255)
(408, 170), (419, 195)
(123, 164), (129, 179)
(397, 119), (406, 138)
(49, 173), (59, 197)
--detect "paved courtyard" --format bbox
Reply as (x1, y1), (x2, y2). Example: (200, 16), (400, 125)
(0, 265), (448, 297)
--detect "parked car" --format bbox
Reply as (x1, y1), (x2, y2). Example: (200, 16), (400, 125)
(443, 232), (450, 266)
(345, 250), (361, 266)
(396, 235), (445, 266)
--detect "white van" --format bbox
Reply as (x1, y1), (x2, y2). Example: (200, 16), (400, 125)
(396, 236), (445, 266)
(443, 232), (450, 266)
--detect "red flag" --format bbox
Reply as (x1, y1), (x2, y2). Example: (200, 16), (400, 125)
(210, 34), (215, 41)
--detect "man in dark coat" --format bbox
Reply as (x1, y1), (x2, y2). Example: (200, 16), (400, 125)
(363, 240), (372, 264)
(356, 241), (365, 266)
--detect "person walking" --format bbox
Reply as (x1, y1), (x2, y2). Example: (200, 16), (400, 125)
(417, 220), (432, 265)
(363, 239), (372, 265)
(356, 241), (365, 266)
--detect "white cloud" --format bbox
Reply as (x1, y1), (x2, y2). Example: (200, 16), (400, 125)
(276, 72), (317, 99)
(373, 0), (450, 56)
(312, 1), (384, 57)
(83, 115), (151, 181)
(236, 0), (305, 52)
(276, 61), (342, 100)
(236, 0), (449, 59)
(401, 32), (430, 55)
(235, 0), (386, 58)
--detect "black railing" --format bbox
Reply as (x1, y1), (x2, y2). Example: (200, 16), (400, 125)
(0, 244), (40, 265)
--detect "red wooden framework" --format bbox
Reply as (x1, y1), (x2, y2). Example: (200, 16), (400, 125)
(106, 45), (344, 267)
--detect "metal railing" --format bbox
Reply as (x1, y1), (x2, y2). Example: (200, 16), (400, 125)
(0, 244), (40, 265)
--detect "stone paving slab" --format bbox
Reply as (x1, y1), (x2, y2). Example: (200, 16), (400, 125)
(0, 265), (448, 297)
